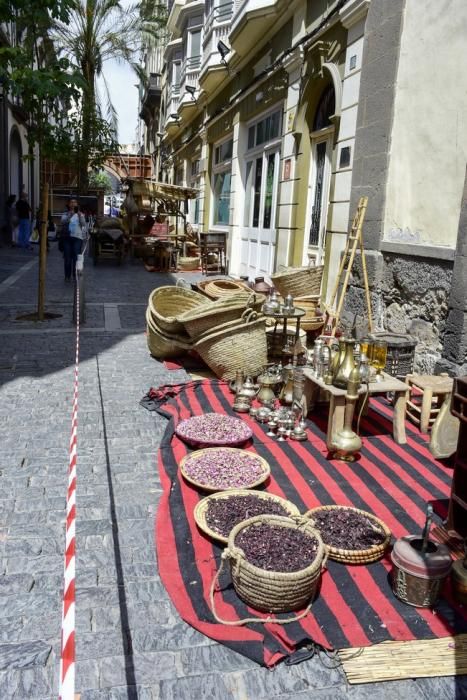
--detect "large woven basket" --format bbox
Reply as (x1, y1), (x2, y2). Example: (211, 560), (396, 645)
(194, 489), (300, 544)
(225, 515), (326, 612)
(305, 505), (391, 564)
(179, 293), (265, 339)
(194, 314), (268, 380)
(271, 266), (323, 298)
(178, 256), (200, 271)
(148, 286), (210, 334)
(198, 278), (251, 300)
(146, 308), (192, 359)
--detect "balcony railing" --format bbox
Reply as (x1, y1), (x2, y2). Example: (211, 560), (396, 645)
(205, 1), (234, 34)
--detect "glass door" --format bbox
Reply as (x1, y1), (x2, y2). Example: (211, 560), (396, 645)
(304, 133), (332, 265)
(242, 148), (279, 278)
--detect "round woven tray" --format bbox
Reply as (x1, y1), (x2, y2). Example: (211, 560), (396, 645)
(148, 285), (209, 334)
(199, 278), (251, 299)
(194, 489), (300, 543)
(304, 505), (391, 564)
(175, 415), (253, 448)
(179, 448), (269, 492)
(226, 514), (326, 613)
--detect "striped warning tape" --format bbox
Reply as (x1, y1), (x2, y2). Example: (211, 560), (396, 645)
(59, 274), (80, 699)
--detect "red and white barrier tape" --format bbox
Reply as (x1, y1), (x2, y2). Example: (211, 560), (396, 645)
(59, 275), (80, 699)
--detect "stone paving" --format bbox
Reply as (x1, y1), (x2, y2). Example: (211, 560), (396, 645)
(0, 243), (465, 699)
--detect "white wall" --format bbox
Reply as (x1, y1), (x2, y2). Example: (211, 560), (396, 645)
(384, 0), (467, 248)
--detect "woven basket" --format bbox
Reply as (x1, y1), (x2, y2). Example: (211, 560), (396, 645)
(226, 515), (326, 612)
(304, 505), (391, 564)
(178, 256), (200, 271)
(148, 286), (210, 334)
(295, 294), (320, 317)
(194, 489), (300, 544)
(194, 314), (268, 380)
(146, 308), (192, 359)
(179, 293), (264, 339)
(271, 266), (323, 298)
(301, 317), (325, 333)
(198, 278), (251, 300)
(180, 449), (270, 493)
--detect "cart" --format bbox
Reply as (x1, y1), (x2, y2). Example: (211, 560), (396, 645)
(91, 227), (128, 265)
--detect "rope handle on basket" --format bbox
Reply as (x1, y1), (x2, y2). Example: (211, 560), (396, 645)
(209, 549), (317, 627)
(245, 292), (257, 308)
(240, 308), (258, 323)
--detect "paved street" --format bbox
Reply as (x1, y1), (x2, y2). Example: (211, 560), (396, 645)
(0, 243), (465, 699)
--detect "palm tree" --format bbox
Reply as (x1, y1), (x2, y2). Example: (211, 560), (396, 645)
(53, 0), (166, 190)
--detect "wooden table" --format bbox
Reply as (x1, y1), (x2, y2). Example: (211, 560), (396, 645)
(303, 369), (410, 449)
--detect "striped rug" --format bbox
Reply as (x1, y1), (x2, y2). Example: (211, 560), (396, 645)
(154, 379), (467, 667)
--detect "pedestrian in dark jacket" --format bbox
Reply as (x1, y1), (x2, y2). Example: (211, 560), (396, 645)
(16, 192), (31, 250)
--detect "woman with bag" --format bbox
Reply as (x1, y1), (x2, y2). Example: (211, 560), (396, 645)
(60, 197), (86, 281)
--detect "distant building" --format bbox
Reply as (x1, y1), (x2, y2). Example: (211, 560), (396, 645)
(140, 0), (467, 373)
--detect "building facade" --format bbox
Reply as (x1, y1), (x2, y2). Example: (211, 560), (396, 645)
(143, 0), (467, 374)
(0, 21), (43, 237)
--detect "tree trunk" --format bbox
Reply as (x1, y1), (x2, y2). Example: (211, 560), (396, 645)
(37, 181), (49, 321)
(79, 65), (96, 195)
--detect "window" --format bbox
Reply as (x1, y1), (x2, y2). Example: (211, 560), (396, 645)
(189, 30), (201, 59)
(190, 159), (201, 225)
(213, 172), (231, 225)
(212, 137), (233, 226)
(172, 61), (181, 87)
(244, 109), (281, 230)
(247, 110), (281, 151)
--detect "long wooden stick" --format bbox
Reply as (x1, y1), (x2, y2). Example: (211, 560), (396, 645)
(331, 197), (368, 335)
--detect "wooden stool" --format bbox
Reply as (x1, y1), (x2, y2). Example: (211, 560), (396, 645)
(405, 374), (453, 433)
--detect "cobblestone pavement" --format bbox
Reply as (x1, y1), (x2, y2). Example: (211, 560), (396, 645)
(0, 244), (465, 699)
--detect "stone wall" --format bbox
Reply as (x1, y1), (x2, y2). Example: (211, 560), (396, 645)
(341, 250), (453, 374)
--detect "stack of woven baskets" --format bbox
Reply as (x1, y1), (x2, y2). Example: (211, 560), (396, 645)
(146, 284), (268, 377)
(146, 286), (210, 359)
(271, 265), (324, 333)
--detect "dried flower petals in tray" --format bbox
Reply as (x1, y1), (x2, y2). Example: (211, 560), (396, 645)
(175, 413), (253, 447)
(194, 489), (300, 543)
(304, 505), (391, 564)
(179, 448), (270, 492)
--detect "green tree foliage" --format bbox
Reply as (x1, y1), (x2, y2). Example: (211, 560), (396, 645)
(88, 169), (113, 193)
(52, 0), (167, 188)
(0, 0), (80, 164)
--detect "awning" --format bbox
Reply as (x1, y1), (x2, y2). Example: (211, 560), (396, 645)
(127, 178), (198, 201)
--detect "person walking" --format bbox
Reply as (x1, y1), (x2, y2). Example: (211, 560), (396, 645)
(60, 197), (86, 281)
(16, 192), (31, 250)
(3, 194), (17, 246)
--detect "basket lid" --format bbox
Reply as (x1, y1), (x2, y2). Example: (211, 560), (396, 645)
(391, 536), (452, 579)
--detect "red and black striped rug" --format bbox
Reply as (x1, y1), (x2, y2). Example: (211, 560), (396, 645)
(154, 379), (467, 667)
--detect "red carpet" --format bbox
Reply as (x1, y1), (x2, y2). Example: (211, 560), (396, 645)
(154, 379), (466, 667)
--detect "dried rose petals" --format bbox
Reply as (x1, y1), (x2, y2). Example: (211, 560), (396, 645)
(183, 449), (266, 489)
(235, 523), (318, 572)
(311, 508), (386, 550)
(176, 413), (252, 446)
(206, 494), (290, 537)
